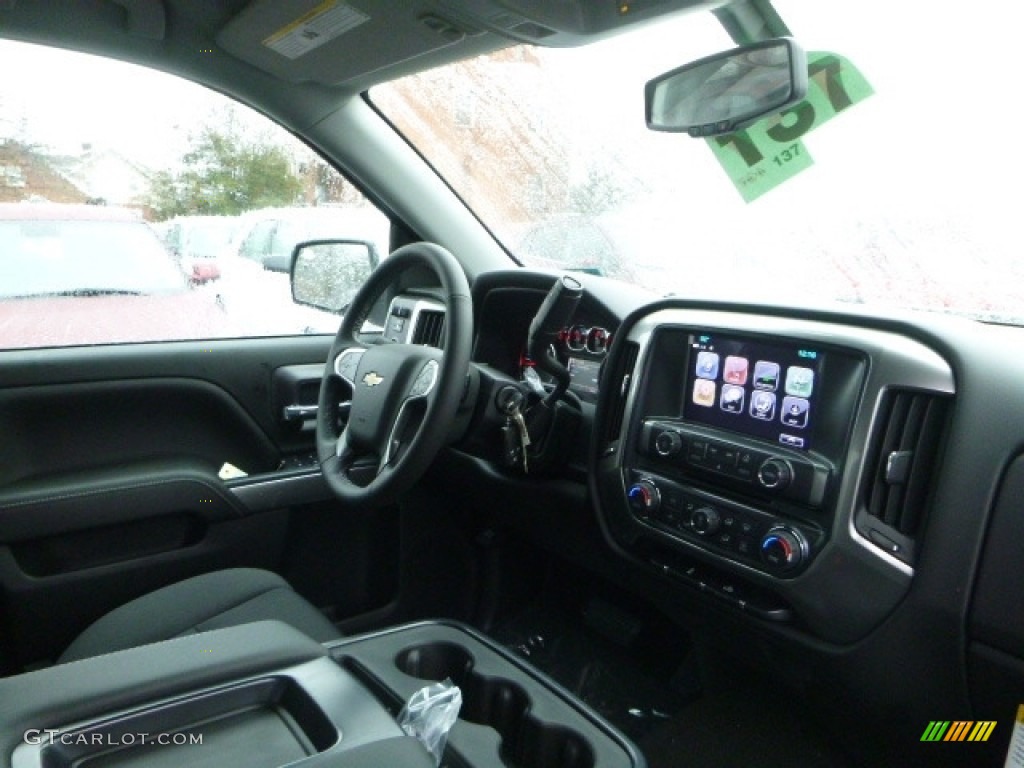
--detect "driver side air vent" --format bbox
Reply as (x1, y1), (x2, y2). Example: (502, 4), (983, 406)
(412, 310), (445, 349)
(604, 341), (639, 447)
(857, 389), (951, 565)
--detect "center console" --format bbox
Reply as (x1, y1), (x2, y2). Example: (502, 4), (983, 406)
(616, 323), (864, 588)
(3, 621), (643, 768)
(624, 327), (864, 579)
(593, 305), (955, 643)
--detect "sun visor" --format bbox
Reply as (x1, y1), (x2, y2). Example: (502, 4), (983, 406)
(216, 0), (498, 86)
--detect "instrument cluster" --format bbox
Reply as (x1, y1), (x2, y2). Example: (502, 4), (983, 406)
(560, 324), (611, 356)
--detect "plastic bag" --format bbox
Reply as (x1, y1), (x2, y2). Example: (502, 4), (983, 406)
(397, 679), (463, 767)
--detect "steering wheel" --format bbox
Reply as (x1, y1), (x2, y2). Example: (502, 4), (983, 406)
(316, 242), (472, 507)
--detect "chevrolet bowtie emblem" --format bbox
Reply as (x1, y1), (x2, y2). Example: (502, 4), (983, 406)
(362, 371), (384, 387)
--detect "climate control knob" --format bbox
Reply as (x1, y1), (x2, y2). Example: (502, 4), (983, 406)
(690, 506), (721, 536)
(757, 458), (793, 490)
(654, 430), (683, 457)
(760, 527), (808, 570)
(627, 480), (660, 517)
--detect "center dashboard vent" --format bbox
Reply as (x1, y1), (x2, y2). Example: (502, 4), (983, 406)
(604, 341), (639, 447)
(412, 309), (445, 349)
(856, 389), (951, 565)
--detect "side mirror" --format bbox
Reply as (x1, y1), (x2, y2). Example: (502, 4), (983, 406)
(645, 38), (807, 137)
(290, 239), (379, 313)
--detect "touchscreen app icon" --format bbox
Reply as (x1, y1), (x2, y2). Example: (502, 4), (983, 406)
(695, 351), (719, 379)
(723, 356), (749, 385)
(720, 384), (745, 414)
(693, 378), (716, 408)
(750, 391), (776, 420)
(753, 361), (780, 391)
(785, 366), (815, 397)
(781, 396), (810, 428)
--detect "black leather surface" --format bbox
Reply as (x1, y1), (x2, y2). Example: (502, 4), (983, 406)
(60, 568), (342, 663)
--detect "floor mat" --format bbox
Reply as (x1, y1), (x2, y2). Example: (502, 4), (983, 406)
(637, 686), (853, 768)
(492, 597), (853, 767)
(491, 598), (695, 746)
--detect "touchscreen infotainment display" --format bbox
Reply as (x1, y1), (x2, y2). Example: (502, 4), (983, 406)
(682, 332), (823, 450)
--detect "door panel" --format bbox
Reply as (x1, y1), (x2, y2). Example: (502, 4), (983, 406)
(0, 458), (247, 542)
(0, 337), (401, 671)
(0, 379), (280, 487)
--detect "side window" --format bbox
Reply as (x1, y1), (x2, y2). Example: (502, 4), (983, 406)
(240, 220), (276, 263)
(270, 221), (300, 260)
(0, 39), (391, 350)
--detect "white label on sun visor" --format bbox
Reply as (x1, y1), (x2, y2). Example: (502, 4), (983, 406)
(263, 0), (369, 60)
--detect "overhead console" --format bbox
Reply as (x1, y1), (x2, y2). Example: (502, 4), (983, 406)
(592, 305), (955, 644)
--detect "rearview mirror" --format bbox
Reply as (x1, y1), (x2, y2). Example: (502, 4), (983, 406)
(290, 239), (379, 313)
(645, 38), (807, 137)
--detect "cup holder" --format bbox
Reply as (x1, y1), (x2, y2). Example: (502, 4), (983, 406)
(396, 643), (595, 768)
(396, 642), (474, 685)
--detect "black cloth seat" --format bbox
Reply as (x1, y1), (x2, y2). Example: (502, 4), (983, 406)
(60, 568), (342, 663)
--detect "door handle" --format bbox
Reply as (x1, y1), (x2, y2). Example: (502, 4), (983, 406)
(282, 402), (350, 422)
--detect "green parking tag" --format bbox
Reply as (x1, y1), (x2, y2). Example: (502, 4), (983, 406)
(710, 134), (813, 203)
(708, 52), (874, 202)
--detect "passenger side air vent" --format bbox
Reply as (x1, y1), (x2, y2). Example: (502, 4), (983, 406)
(605, 341), (639, 446)
(857, 389), (951, 565)
(412, 309), (445, 349)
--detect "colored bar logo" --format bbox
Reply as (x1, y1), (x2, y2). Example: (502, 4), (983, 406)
(921, 720), (997, 742)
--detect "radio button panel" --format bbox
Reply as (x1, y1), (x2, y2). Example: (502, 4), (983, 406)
(639, 420), (831, 508)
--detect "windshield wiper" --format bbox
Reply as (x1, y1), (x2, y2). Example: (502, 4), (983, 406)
(9, 289), (145, 299)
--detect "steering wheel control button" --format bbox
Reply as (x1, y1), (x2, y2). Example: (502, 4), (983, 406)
(654, 430), (683, 457)
(334, 348), (365, 384)
(760, 527), (808, 570)
(757, 458), (793, 490)
(627, 480), (661, 518)
(409, 360), (439, 398)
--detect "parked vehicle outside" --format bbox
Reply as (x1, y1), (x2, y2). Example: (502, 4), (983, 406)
(160, 214), (239, 284)
(0, 202), (234, 348)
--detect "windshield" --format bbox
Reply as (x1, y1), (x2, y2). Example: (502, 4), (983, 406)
(371, 1), (1023, 325)
(0, 218), (185, 298)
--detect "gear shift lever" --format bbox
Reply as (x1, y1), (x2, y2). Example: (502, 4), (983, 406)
(527, 274), (583, 407)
